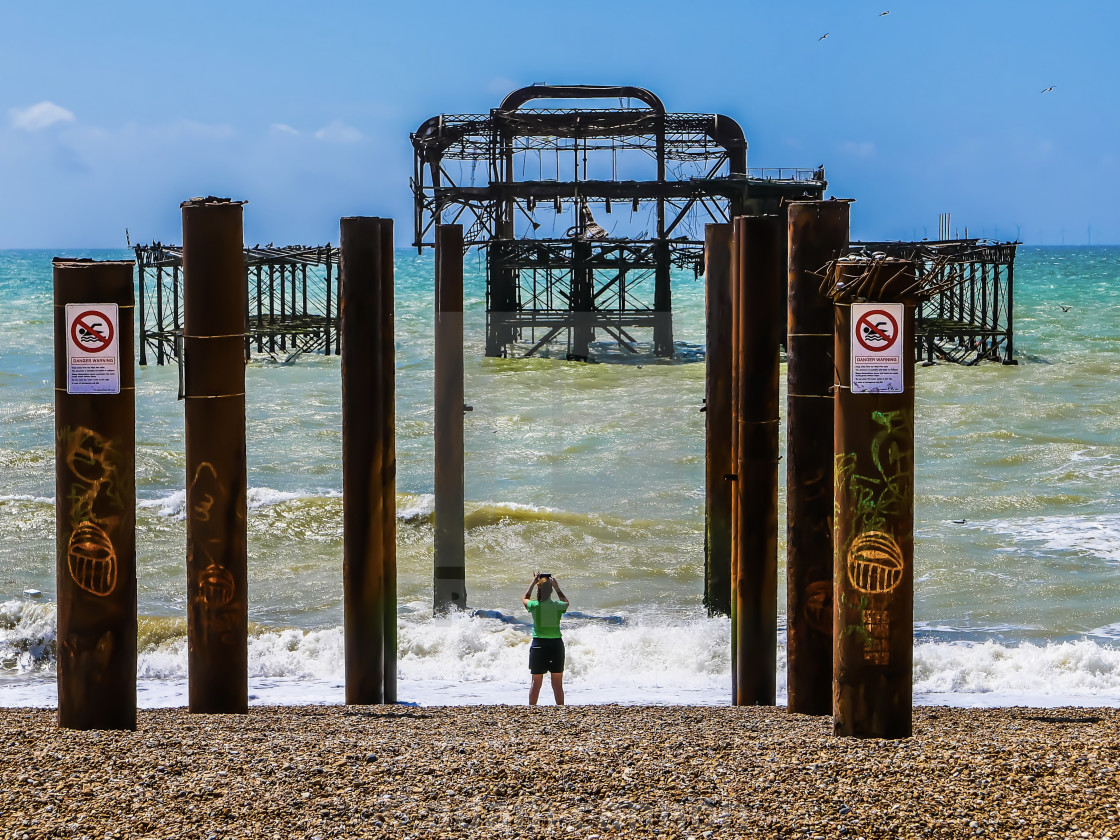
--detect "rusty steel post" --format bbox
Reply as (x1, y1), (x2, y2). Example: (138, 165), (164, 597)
(53, 259), (137, 730)
(341, 217), (396, 704)
(786, 200), (850, 715)
(731, 215), (783, 706)
(379, 220), (398, 704)
(434, 224), (466, 612)
(728, 217), (742, 697)
(181, 197), (248, 714)
(703, 224), (733, 617)
(832, 258), (916, 739)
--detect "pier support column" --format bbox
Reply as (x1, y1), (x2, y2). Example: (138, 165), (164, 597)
(730, 215), (783, 706)
(570, 240), (594, 361)
(831, 258), (916, 739)
(786, 200), (850, 715)
(703, 223), (732, 617)
(341, 217), (397, 704)
(181, 197), (248, 715)
(53, 259), (137, 730)
(653, 238), (674, 357)
(434, 224), (466, 612)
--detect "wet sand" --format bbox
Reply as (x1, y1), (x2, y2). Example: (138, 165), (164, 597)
(1, 705), (1117, 839)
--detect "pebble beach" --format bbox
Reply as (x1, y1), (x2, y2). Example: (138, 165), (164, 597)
(1, 704), (1117, 839)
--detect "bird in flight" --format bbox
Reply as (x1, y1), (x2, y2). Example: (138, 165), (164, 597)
(1041, 86), (1054, 93)
(1059, 304), (1071, 312)
(880, 10), (890, 15)
(819, 32), (829, 40)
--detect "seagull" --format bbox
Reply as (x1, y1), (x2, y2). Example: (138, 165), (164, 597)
(1059, 304), (1071, 312)
(1041, 86), (1054, 93)
(880, 10), (890, 15)
(819, 32), (829, 40)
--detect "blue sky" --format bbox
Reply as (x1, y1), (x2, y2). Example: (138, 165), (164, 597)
(1, 0), (1115, 247)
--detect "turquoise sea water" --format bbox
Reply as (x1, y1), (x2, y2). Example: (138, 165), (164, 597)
(0, 246), (1118, 707)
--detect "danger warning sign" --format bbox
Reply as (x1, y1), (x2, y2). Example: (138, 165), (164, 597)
(66, 304), (120, 395)
(851, 302), (904, 394)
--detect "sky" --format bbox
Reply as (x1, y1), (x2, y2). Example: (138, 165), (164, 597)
(0, 0), (1116, 248)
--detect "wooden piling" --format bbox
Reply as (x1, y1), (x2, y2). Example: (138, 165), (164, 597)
(703, 223), (733, 617)
(731, 215), (783, 706)
(53, 259), (137, 730)
(831, 258), (916, 739)
(786, 200), (850, 715)
(181, 197), (248, 715)
(341, 217), (397, 704)
(434, 224), (466, 612)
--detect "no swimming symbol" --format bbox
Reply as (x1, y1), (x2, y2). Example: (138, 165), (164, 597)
(70, 309), (114, 354)
(855, 309), (899, 353)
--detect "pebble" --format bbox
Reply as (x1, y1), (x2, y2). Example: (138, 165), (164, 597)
(0, 705), (1116, 838)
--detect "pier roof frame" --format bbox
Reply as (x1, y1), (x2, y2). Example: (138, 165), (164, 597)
(411, 84), (826, 359)
(411, 84), (826, 252)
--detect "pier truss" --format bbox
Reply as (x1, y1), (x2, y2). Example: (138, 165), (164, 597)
(134, 244), (340, 365)
(412, 84), (826, 359)
(847, 239), (1019, 365)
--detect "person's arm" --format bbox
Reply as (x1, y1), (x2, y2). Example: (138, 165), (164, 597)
(522, 574), (541, 607)
(552, 577), (570, 609)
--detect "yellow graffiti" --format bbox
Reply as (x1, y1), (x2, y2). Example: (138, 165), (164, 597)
(846, 531), (904, 595)
(67, 521), (117, 597)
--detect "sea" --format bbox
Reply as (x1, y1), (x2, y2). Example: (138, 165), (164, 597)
(1, 246), (1118, 710)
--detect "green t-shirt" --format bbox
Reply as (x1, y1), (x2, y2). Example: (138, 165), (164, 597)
(525, 598), (568, 639)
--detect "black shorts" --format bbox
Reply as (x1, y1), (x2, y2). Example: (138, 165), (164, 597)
(528, 637), (565, 674)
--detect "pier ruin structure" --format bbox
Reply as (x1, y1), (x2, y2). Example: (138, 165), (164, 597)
(411, 84), (827, 360)
(134, 244), (339, 365)
(848, 239), (1018, 365)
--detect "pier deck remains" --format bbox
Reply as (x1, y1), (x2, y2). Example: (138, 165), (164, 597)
(134, 243), (339, 365)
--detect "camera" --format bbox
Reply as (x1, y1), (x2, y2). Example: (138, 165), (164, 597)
(539, 573), (552, 579)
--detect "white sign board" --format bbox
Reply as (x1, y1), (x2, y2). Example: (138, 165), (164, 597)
(66, 303), (120, 395)
(850, 302), (904, 394)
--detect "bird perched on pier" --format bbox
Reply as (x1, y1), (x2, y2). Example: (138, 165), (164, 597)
(1041, 86), (1054, 93)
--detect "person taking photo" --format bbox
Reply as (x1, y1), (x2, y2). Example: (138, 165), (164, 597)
(522, 573), (569, 705)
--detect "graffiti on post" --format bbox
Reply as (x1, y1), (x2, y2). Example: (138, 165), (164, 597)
(59, 426), (124, 596)
(835, 408), (913, 665)
(188, 462), (239, 628)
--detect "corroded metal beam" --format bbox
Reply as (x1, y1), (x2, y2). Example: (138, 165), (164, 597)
(53, 259), (137, 730)
(181, 197), (249, 715)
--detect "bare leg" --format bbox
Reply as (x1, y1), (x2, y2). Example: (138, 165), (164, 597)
(529, 674), (544, 705)
(550, 672), (565, 706)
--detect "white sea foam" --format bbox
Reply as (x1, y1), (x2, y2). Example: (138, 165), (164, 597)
(913, 639), (1120, 707)
(0, 599), (56, 673)
(137, 490), (187, 519)
(982, 513), (1120, 564)
(2, 604), (1117, 709)
(140, 487), (430, 521)
(398, 493), (435, 521)
(0, 494), (54, 505)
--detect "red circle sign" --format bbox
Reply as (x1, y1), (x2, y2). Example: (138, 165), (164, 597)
(855, 309), (899, 353)
(70, 310), (114, 354)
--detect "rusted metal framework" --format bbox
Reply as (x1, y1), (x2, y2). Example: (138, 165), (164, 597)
(846, 239), (1018, 365)
(134, 244), (340, 365)
(412, 85), (826, 359)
